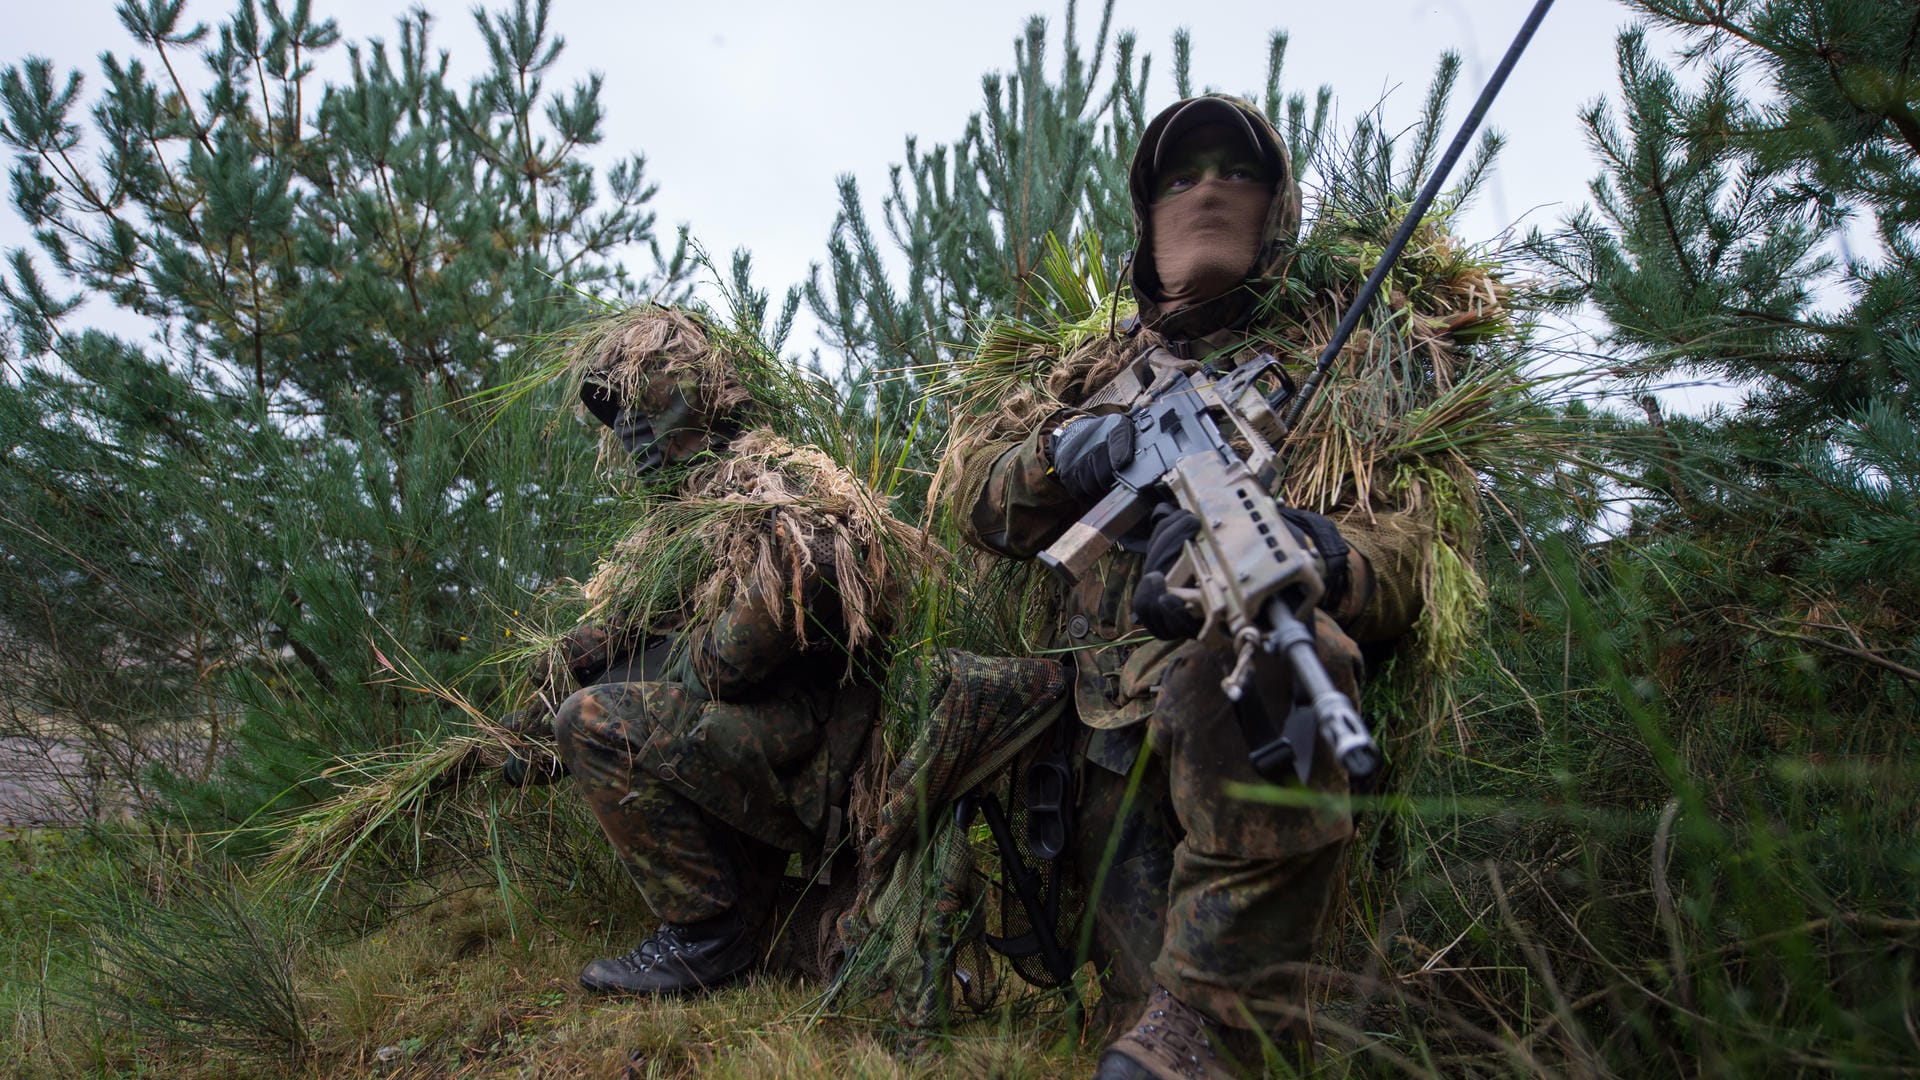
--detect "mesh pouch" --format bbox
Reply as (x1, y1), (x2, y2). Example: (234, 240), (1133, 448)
(973, 748), (1088, 991)
(828, 650), (1071, 1036)
(759, 845), (860, 983)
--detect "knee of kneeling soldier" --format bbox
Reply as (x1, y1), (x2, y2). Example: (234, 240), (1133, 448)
(551, 687), (596, 764)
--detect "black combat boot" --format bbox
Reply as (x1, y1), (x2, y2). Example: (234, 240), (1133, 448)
(578, 909), (759, 995)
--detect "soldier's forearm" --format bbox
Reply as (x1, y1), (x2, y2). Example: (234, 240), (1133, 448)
(690, 582), (801, 699)
(957, 430), (1085, 558)
(1335, 507), (1434, 643)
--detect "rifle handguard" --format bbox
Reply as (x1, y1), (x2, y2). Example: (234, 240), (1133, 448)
(1165, 451), (1325, 646)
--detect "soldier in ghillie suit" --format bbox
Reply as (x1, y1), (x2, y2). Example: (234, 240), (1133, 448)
(512, 308), (927, 996)
(944, 96), (1448, 1076)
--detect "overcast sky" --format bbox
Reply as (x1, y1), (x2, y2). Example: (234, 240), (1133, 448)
(7, 0), (1653, 381)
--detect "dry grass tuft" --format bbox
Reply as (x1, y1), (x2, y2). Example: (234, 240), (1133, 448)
(263, 736), (497, 893)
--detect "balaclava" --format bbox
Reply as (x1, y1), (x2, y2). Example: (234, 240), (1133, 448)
(578, 311), (747, 477)
(581, 376), (703, 476)
(1146, 121), (1274, 309)
(1127, 96), (1303, 342)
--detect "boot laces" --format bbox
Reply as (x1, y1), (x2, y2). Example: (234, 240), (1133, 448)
(612, 925), (691, 973)
(1127, 986), (1218, 1079)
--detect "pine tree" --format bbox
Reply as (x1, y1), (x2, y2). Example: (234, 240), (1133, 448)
(1533, 0), (1918, 685)
(1471, 3), (1920, 1069)
(3, 0), (688, 421)
(0, 0), (689, 826)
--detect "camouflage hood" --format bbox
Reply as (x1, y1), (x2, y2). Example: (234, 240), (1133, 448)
(565, 306), (761, 473)
(1128, 95), (1303, 342)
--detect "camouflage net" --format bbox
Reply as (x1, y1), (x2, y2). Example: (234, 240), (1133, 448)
(831, 650), (1070, 1035)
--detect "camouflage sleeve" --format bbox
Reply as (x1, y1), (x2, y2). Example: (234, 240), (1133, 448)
(562, 616), (650, 684)
(1331, 503), (1436, 644)
(688, 578), (803, 700)
(951, 423), (1083, 558)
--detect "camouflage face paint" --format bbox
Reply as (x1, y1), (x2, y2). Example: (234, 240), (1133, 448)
(1149, 126), (1273, 205)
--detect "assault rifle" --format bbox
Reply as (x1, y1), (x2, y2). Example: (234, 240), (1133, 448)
(1038, 350), (1379, 786)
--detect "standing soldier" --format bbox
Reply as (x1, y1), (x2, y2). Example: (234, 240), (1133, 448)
(944, 95), (1436, 1076)
(508, 308), (924, 996)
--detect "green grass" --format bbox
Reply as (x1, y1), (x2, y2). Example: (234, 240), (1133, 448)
(1, 847), (1097, 1078)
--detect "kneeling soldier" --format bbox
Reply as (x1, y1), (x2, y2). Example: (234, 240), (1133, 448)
(516, 309), (917, 995)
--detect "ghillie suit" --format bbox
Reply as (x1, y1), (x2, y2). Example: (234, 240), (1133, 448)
(260, 304), (944, 990)
(560, 430), (927, 681)
(523, 305), (940, 992)
(938, 94), (1529, 1066)
(532, 303), (927, 694)
(548, 433), (921, 906)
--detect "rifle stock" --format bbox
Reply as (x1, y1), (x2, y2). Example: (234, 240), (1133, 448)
(1035, 484), (1150, 582)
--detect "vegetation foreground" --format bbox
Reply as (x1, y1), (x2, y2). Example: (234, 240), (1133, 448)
(1, 847), (1094, 1077)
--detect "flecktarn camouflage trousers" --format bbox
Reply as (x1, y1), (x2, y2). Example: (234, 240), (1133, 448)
(1077, 609), (1363, 1041)
(553, 679), (825, 925)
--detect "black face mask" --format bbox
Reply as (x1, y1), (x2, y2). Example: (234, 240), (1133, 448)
(613, 388), (696, 477)
(611, 406), (663, 475)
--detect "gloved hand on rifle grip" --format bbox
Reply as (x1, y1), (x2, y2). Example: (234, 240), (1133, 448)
(1049, 413), (1135, 501)
(1131, 506), (1205, 640)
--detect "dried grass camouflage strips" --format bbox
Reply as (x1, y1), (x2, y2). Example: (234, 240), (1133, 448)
(582, 431), (936, 656)
(568, 307), (752, 430)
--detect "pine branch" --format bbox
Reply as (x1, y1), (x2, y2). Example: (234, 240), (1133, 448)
(1729, 618), (1920, 682)
(1880, 102), (1920, 160)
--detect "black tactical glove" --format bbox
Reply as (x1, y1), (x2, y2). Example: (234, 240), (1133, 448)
(497, 709), (569, 788)
(1049, 413), (1135, 501)
(584, 380), (656, 468)
(502, 750), (567, 788)
(1275, 505), (1352, 612)
(1130, 504), (1354, 641)
(1131, 506), (1204, 639)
